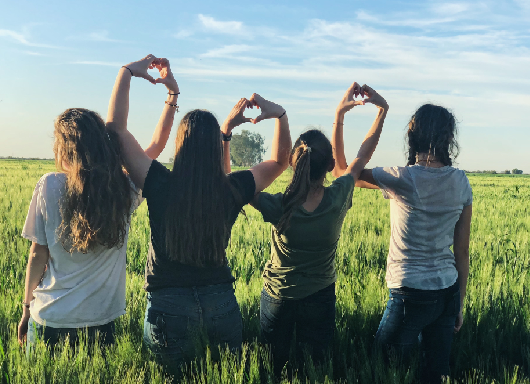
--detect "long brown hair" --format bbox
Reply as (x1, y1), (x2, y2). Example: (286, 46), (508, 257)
(276, 130), (333, 234)
(406, 104), (459, 166)
(165, 110), (238, 267)
(54, 108), (133, 253)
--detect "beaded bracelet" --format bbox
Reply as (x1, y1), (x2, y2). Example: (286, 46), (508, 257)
(165, 101), (179, 112)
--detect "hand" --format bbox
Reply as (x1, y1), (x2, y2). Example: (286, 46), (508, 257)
(153, 58), (180, 94)
(18, 313), (30, 347)
(123, 54), (159, 84)
(249, 93), (285, 124)
(336, 82), (365, 116)
(360, 84), (389, 111)
(222, 98), (252, 134)
(454, 310), (463, 333)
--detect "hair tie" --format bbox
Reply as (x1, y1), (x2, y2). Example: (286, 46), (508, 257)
(306, 146), (312, 153)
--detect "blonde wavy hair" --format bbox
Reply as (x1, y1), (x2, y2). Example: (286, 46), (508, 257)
(54, 108), (133, 253)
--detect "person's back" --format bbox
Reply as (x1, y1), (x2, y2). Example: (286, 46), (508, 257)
(373, 164), (472, 289)
(23, 172), (139, 329)
(259, 172), (354, 299)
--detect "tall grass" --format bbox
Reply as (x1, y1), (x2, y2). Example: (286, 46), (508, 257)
(1, 159), (529, 383)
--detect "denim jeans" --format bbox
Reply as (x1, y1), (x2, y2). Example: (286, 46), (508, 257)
(143, 283), (242, 377)
(375, 281), (460, 384)
(26, 317), (115, 357)
(260, 283), (336, 376)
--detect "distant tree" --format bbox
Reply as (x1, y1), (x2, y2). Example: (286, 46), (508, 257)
(169, 157), (174, 163)
(230, 130), (266, 167)
(504, 170), (511, 174)
(512, 169), (523, 175)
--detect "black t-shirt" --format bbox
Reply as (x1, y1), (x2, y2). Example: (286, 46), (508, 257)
(142, 160), (256, 291)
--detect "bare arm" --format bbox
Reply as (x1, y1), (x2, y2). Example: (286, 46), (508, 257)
(221, 98), (253, 174)
(453, 204), (472, 333)
(331, 82), (363, 178)
(106, 55), (179, 188)
(18, 242), (49, 346)
(249, 94), (292, 193)
(344, 85), (389, 182)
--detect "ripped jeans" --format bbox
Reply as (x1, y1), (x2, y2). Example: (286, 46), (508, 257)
(375, 280), (460, 384)
(143, 283), (242, 377)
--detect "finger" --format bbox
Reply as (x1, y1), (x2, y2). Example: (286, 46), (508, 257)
(347, 82), (358, 98)
(243, 117), (252, 123)
(142, 73), (157, 84)
(251, 113), (265, 124)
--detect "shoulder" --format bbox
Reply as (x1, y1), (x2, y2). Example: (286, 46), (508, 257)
(328, 173), (355, 194)
(228, 170), (255, 186)
(143, 160), (170, 192)
(35, 172), (65, 195)
(228, 170), (256, 203)
(373, 166), (408, 179)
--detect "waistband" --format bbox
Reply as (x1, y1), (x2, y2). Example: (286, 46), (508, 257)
(147, 282), (234, 299)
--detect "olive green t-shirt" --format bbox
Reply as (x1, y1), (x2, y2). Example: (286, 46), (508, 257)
(258, 174), (354, 300)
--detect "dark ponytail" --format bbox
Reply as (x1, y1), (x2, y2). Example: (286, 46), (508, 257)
(276, 130), (332, 235)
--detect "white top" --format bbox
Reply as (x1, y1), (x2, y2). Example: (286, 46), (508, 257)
(22, 172), (142, 328)
(372, 165), (473, 290)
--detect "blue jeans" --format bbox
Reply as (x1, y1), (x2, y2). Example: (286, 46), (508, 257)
(375, 281), (460, 384)
(143, 283), (242, 377)
(26, 317), (115, 357)
(260, 283), (336, 376)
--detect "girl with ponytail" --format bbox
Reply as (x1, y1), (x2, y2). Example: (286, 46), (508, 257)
(251, 82), (388, 375)
(18, 60), (177, 352)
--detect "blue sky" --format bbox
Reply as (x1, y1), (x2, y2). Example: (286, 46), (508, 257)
(0, 0), (529, 171)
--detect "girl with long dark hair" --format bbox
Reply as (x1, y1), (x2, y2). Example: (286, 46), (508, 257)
(251, 82), (389, 375)
(17, 60), (176, 350)
(106, 55), (292, 375)
(333, 99), (472, 383)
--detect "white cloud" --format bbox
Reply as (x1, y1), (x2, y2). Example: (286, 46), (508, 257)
(70, 60), (122, 66)
(198, 14), (244, 34)
(174, 30), (194, 39)
(431, 3), (470, 15)
(200, 44), (253, 58)
(0, 29), (29, 44)
(0, 28), (63, 49)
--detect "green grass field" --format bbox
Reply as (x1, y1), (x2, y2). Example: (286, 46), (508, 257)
(1, 159), (529, 383)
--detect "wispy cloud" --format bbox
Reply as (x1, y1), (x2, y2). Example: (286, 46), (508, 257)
(200, 44), (254, 58)
(70, 60), (122, 66)
(66, 30), (127, 43)
(0, 28), (64, 49)
(198, 14), (244, 35)
(174, 30), (194, 39)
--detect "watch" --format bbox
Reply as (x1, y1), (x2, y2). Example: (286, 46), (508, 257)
(222, 131), (232, 142)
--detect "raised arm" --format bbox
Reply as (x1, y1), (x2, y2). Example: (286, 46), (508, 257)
(248, 94), (291, 193)
(331, 82), (364, 178)
(343, 85), (389, 182)
(221, 98), (252, 174)
(18, 242), (49, 346)
(106, 55), (179, 188)
(453, 204), (472, 333)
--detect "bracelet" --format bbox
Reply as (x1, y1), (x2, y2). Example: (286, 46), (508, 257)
(122, 66), (133, 76)
(222, 131), (232, 142)
(22, 302), (30, 309)
(168, 92), (180, 96)
(165, 101), (179, 112)
(278, 111), (286, 119)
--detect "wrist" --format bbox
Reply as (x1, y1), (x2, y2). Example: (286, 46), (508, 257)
(221, 123), (232, 136)
(335, 110), (346, 120)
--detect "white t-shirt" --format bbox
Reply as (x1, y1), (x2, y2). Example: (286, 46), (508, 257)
(22, 172), (143, 328)
(372, 165), (473, 290)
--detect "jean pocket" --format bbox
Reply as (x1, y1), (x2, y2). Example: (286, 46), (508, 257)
(211, 304), (243, 348)
(147, 311), (191, 353)
(402, 297), (438, 326)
